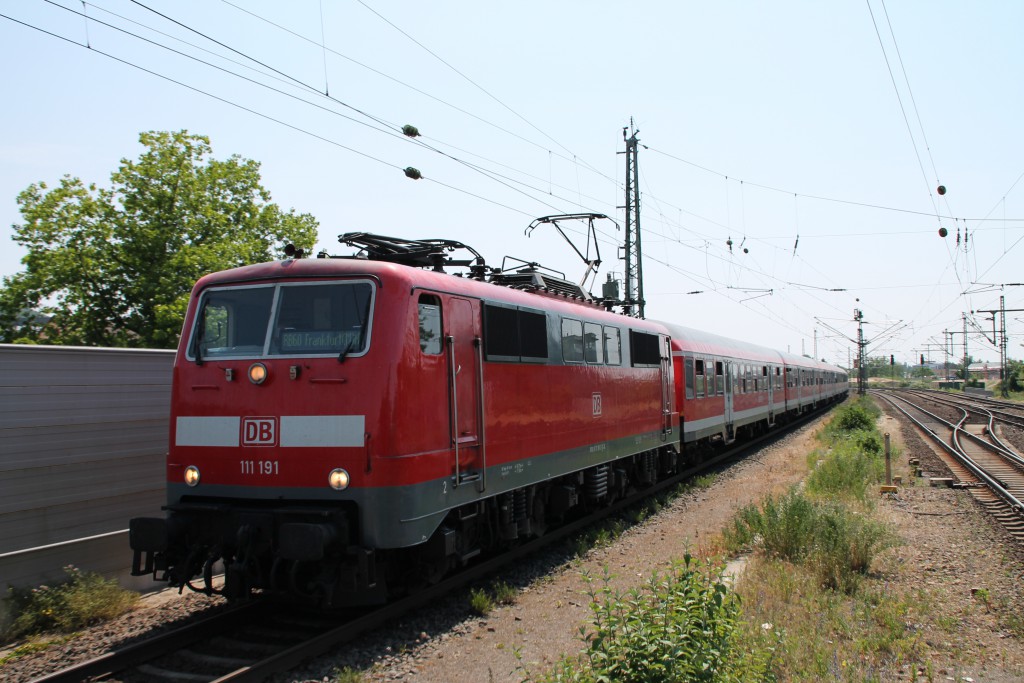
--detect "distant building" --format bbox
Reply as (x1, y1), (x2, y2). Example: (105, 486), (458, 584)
(968, 362), (1001, 380)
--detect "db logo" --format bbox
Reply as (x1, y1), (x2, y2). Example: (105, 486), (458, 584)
(242, 417), (278, 446)
(592, 392), (603, 417)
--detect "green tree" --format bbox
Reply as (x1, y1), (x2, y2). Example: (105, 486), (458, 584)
(0, 131), (317, 348)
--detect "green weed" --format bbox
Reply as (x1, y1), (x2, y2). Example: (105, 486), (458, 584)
(524, 556), (776, 682)
(3, 566), (138, 640)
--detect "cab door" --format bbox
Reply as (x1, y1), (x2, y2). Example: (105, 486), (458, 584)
(444, 297), (484, 489)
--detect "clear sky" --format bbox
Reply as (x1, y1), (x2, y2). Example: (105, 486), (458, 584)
(2, 1), (1022, 367)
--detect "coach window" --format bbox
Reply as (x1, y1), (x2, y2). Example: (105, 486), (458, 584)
(562, 318), (584, 363)
(695, 359), (706, 398)
(417, 295), (442, 354)
(707, 360), (716, 396)
(584, 322), (603, 363)
(716, 361), (725, 395)
(604, 327), (621, 365)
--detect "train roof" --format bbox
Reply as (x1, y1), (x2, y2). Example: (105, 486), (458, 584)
(190, 257), (668, 331)
(658, 321), (846, 374)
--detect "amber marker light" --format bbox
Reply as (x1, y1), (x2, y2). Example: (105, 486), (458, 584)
(328, 468), (350, 491)
(248, 363), (268, 384)
(184, 465), (201, 487)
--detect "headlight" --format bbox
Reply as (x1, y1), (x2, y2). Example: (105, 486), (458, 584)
(328, 468), (350, 491)
(248, 363), (268, 384)
(184, 465), (201, 487)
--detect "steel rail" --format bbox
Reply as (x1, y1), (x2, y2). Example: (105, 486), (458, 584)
(876, 392), (1024, 514)
(27, 602), (269, 683)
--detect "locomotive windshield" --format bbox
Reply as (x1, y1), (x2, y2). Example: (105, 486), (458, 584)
(190, 281), (374, 360)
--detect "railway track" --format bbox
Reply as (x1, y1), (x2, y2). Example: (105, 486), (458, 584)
(26, 404), (840, 683)
(900, 388), (1024, 430)
(876, 390), (1024, 541)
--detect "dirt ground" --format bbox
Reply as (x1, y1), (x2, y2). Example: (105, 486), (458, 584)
(334, 406), (1024, 683)
(347, 417), (838, 682)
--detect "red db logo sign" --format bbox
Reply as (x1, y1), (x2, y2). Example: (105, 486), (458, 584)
(242, 417), (277, 446)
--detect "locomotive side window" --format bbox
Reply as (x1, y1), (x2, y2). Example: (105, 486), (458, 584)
(584, 323), (603, 363)
(604, 327), (621, 365)
(519, 310), (549, 360)
(418, 295), (442, 354)
(483, 304), (549, 362)
(561, 318), (584, 363)
(629, 330), (661, 367)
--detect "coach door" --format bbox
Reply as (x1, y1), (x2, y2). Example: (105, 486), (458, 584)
(445, 297), (484, 490)
(723, 360), (735, 443)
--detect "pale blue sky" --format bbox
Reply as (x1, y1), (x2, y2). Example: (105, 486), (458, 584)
(2, 1), (1022, 365)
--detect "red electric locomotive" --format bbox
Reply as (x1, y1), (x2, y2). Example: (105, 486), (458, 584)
(129, 233), (847, 605)
(130, 235), (682, 605)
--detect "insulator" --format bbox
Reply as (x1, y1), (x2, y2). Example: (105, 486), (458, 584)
(402, 124), (420, 138)
(404, 167), (422, 180)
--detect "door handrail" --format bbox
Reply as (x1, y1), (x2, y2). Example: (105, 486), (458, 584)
(446, 334), (460, 487)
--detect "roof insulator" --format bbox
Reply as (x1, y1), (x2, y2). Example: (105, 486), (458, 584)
(402, 124), (420, 138)
(404, 167), (422, 180)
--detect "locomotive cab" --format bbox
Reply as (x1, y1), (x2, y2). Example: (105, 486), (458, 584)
(131, 264), (391, 605)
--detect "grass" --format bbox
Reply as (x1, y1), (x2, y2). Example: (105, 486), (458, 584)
(469, 580), (519, 616)
(0, 634), (76, 666)
(722, 488), (894, 594)
(2, 566), (139, 642)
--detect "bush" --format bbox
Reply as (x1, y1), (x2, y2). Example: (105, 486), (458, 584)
(722, 490), (893, 594)
(3, 566), (138, 640)
(528, 556), (775, 682)
(823, 399), (880, 439)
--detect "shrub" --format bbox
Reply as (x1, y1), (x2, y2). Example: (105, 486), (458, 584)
(3, 566), (138, 640)
(824, 399), (879, 439)
(722, 490), (894, 594)
(528, 556), (775, 682)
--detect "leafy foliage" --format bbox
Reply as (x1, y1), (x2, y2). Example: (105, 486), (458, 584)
(3, 566), (138, 640)
(527, 557), (776, 683)
(0, 131), (318, 348)
(823, 399), (879, 436)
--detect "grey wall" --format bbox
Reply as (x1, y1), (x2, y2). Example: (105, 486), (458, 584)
(0, 344), (175, 606)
